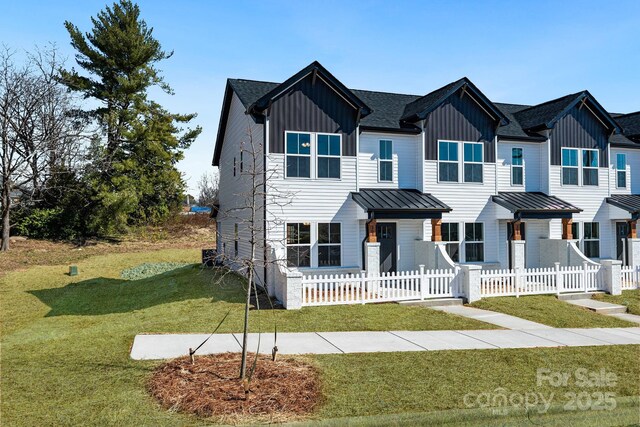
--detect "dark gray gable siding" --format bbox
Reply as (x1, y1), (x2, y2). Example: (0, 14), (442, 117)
(550, 104), (609, 167)
(424, 92), (497, 162)
(268, 75), (358, 156)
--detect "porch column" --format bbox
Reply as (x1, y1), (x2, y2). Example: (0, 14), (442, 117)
(562, 218), (573, 240)
(510, 220), (523, 240)
(601, 259), (622, 296)
(431, 218), (442, 242)
(366, 219), (377, 243)
(628, 220), (638, 239)
(364, 242), (380, 277)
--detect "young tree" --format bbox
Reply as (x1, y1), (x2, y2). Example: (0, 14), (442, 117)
(0, 46), (86, 250)
(60, 0), (201, 233)
(196, 171), (219, 207)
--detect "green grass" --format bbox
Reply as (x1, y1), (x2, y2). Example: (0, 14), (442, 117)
(1, 249), (638, 426)
(469, 295), (636, 328)
(593, 290), (640, 315)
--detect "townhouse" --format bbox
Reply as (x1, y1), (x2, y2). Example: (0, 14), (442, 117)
(212, 61), (639, 297)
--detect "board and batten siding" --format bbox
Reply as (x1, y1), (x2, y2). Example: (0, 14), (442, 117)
(265, 153), (361, 270)
(358, 132), (421, 189)
(549, 104), (610, 167)
(217, 92), (266, 285)
(268, 75), (358, 156)
(424, 93), (497, 163)
(496, 141), (545, 193)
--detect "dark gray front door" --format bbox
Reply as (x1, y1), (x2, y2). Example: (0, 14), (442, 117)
(616, 222), (629, 263)
(377, 222), (397, 273)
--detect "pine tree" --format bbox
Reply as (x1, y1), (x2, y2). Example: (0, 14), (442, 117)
(61, 0), (201, 234)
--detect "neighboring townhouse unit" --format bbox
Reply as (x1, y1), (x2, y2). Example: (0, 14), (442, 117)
(212, 61), (640, 299)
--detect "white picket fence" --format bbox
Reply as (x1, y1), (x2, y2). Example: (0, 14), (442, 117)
(621, 266), (640, 290)
(480, 262), (604, 297)
(301, 266), (460, 306)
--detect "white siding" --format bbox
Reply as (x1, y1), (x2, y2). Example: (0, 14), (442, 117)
(549, 166), (614, 259)
(265, 154), (361, 270)
(424, 161), (501, 265)
(216, 93), (266, 284)
(497, 141), (545, 192)
(610, 147), (640, 195)
(358, 132), (421, 189)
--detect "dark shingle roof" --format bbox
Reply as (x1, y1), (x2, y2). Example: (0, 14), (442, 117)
(495, 103), (547, 141)
(401, 79), (464, 121)
(351, 189), (451, 212)
(514, 93), (582, 130)
(222, 78), (632, 144)
(616, 112), (640, 138)
(606, 194), (640, 216)
(492, 192), (582, 216)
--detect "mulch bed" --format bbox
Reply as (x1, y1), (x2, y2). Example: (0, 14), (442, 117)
(148, 352), (321, 423)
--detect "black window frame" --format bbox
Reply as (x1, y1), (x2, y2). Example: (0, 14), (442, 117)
(317, 223), (341, 267)
(286, 223), (311, 267)
(464, 223), (484, 263)
(441, 222), (460, 262)
(583, 222), (600, 259)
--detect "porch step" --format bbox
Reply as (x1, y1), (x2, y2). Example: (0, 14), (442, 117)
(557, 292), (604, 301)
(399, 298), (463, 307)
(564, 299), (628, 314)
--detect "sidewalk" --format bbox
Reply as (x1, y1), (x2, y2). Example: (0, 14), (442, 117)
(130, 327), (640, 360)
(429, 305), (552, 329)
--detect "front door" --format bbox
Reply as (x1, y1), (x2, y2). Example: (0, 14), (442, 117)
(507, 221), (526, 269)
(616, 222), (629, 264)
(377, 222), (397, 273)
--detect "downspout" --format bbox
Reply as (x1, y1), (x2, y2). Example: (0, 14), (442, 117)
(355, 124), (360, 192)
(263, 111), (269, 293)
(494, 135), (499, 195)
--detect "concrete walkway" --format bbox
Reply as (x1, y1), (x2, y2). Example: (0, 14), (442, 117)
(564, 298), (627, 314)
(130, 327), (640, 360)
(429, 305), (552, 329)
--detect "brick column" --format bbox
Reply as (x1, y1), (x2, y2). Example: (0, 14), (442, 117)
(366, 219), (377, 243)
(431, 218), (442, 242)
(562, 218), (573, 240)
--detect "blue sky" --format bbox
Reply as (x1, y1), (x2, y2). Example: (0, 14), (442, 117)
(3, 0), (640, 193)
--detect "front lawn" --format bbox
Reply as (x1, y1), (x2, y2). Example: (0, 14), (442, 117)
(2, 249), (638, 425)
(469, 295), (636, 328)
(593, 290), (640, 315)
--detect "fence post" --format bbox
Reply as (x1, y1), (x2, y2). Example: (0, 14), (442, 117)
(419, 264), (426, 300)
(461, 264), (482, 303)
(601, 259), (622, 296)
(361, 271), (366, 304)
(285, 271), (303, 310)
(555, 262), (563, 296)
(515, 268), (522, 298)
(582, 261), (588, 293)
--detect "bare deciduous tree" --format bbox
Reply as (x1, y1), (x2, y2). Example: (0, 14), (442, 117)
(196, 171), (219, 207)
(0, 45), (87, 250)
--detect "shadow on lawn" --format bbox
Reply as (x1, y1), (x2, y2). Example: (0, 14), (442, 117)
(28, 265), (246, 317)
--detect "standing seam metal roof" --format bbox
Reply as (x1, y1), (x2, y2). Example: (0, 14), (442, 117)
(351, 188), (451, 212)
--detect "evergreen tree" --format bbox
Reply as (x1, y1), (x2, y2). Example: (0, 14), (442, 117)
(61, 0), (201, 234)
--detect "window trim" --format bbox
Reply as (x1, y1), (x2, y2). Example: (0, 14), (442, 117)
(616, 153), (627, 189)
(284, 131), (313, 180)
(511, 147), (524, 187)
(233, 156), (237, 177)
(463, 142), (484, 184)
(317, 222), (343, 267)
(234, 223), (239, 257)
(437, 140), (460, 183)
(286, 222), (312, 267)
(582, 148), (599, 187)
(583, 222), (600, 259)
(441, 222), (460, 263)
(463, 222), (485, 263)
(561, 147), (579, 186)
(378, 139), (394, 183)
(316, 132), (342, 180)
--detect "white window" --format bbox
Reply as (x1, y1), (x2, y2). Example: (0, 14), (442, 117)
(442, 222), (460, 262)
(616, 153), (627, 188)
(379, 140), (393, 182)
(285, 132), (311, 178)
(463, 143), (483, 183)
(582, 149), (599, 186)
(464, 223), (484, 262)
(583, 222), (600, 258)
(318, 223), (341, 266)
(317, 134), (341, 179)
(438, 141), (459, 182)
(511, 147), (524, 186)
(286, 223), (311, 267)
(561, 148), (578, 185)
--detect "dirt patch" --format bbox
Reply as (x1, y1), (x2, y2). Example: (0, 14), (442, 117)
(148, 353), (321, 423)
